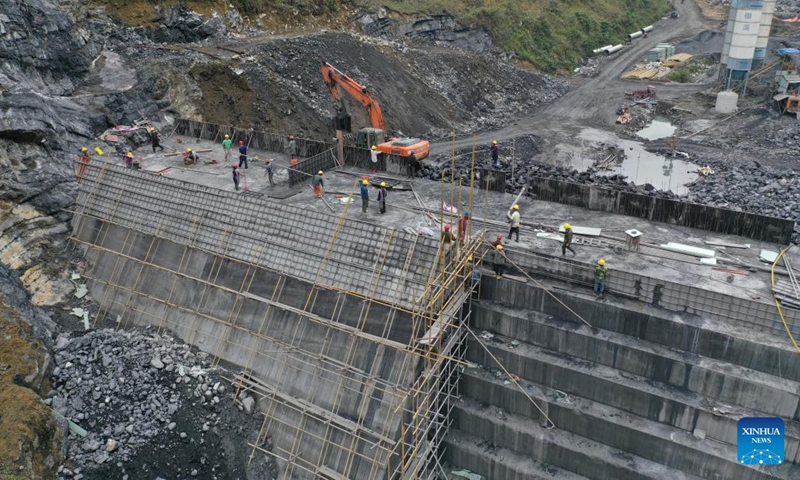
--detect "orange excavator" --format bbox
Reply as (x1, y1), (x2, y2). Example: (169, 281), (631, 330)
(321, 62), (430, 163)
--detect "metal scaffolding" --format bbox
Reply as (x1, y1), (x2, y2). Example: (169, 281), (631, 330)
(69, 160), (482, 479)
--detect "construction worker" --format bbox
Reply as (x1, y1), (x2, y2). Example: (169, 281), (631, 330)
(492, 244), (506, 278)
(265, 158), (275, 186)
(469, 255), (482, 291)
(377, 181), (387, 214)
(562, 223), (576, 256)
(370, 145), (380, 165)
(409, 150), (421, 178)
(491, 234), (503, 248)
(149, 127), (164, 152)
(491, 140), (500, 168)
(287, 136), (298, 157)
(232, 164), (241, 191)
(77, 148), (91, 183)
(125, 151), (134, 168)
(238, 140), (248, 169)
(183, 148), (198, 165)
(441, 224), (455, 244)
(594, 259), (608, 297)
(222, 134), (232, 163)
(458, 211), (470, 243)
(508, 205), (521, 242)
(312, 170), (324, 198)
(360, 180), (370, 213)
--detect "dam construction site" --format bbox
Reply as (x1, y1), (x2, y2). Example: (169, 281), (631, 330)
(4, 0), (800, 479)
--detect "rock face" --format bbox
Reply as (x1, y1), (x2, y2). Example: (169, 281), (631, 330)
(149, 4), (227, 44)
(358, 13), (494, 53)
(0, 0), (92, 96)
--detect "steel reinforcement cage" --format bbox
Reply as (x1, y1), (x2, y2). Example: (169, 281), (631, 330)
(69, 160), (479, 479)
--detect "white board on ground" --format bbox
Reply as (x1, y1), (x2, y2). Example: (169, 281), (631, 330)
(537, 232), (564, 242)
(659, 242), (715, 258)
(558, 226), (601, 236)
(760, 250), (779, 263)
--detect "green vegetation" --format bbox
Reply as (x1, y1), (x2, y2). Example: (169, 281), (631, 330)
(106, 0), (670, 72)
(376, 0), (671, 72)
(667, 68), (690, 83)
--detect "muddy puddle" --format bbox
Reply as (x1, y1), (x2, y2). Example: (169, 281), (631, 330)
(636, 116), (677, 140)
(576, 128), (698, 195)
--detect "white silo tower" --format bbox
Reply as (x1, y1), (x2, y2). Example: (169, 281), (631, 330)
(753, 0), (776, 69)
(720, 0), (764, 91)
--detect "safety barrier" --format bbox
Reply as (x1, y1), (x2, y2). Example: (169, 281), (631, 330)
(174, 119), (332, 158)
(527, 176), (795, 244)
(343, 146), (419, 177)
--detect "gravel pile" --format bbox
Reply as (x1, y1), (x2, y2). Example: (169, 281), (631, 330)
(48, 329), (267, 480)
(686, 155), (800, 240)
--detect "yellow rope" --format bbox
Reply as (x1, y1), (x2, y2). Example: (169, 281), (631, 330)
(770, 247), (800, 354)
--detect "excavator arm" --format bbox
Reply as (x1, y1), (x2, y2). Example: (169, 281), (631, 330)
(321, 62), (386, 133)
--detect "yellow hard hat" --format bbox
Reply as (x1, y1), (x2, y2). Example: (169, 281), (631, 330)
(371, 145), (377, 150)
(492, 140), (498, 145)
(318, 170), (323, 175)
(598, 259), (606, 266)
(380, 182), (386, 187)
(126, 151), (133, 157)
(496, 245), (504, 251)
(224, 134), (230, 138)
(149, 127), (155, 132)
(564, 223), (571, 230)
(186, 148), (192, 152)
(80, 147), (88, 152)
(467, 255), (473, 262)
(363, 180), (369, 185)
(512, 204), (519, 210)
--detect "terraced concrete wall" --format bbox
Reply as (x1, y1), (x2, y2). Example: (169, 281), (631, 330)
(70, 162), (445, 479)
(505, 248), (800, 338)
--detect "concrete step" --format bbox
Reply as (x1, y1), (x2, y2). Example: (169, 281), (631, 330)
(443, 429), (590, 480)
(471, 301), (800, 419)
(464, 333), (800, 462)
(478, 278), (800, 383)
(460, 367), (800, 479)
(452, 397), (705, 480)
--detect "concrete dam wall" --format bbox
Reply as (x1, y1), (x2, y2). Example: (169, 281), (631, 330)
(70, 162), (471, 479)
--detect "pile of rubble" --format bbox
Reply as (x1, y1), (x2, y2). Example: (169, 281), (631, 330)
(686, 155), (800, 240)
(48, 329), (272, 479)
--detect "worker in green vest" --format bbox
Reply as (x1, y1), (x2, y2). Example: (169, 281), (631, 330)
(594, 259), (607, 297)
(222, 134), (232, 163)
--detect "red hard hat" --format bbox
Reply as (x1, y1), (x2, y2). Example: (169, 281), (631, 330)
(239, 140), (244, 145)
(444, 225), (451, 231)
(497, 234), (503, 240)
(233, 164), (239, 169)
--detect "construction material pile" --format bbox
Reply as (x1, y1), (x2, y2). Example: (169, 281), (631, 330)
(687, 155), (800, 241)
(49, 329), (271, 479)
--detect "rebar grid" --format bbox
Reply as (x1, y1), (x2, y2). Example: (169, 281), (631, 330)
(70, 161), (478, 479)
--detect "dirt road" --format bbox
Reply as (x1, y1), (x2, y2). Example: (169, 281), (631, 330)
(429, 0), (713, 156)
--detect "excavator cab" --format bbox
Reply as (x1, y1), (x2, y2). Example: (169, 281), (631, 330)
(356, 128), (385, 149)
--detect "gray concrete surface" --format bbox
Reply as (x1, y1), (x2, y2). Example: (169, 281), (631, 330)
(445, 276), (800, 479)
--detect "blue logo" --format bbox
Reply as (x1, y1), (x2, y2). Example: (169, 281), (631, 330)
(738, 417), (784, 465)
